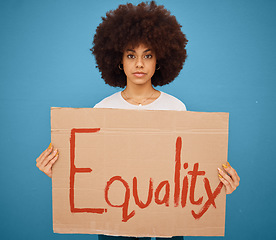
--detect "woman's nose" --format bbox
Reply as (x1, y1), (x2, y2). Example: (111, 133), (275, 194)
(135, 57), (144, 68)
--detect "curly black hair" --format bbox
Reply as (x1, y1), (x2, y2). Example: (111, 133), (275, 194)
(91, 1), (188, 88)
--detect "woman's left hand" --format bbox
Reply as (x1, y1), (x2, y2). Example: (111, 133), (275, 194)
(218, 162), (240, 194)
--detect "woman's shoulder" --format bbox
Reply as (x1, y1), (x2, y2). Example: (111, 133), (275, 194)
(93, 92), (122, 108)
(157, 92), (187, 111)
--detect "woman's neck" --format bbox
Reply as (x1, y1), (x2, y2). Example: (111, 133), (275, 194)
(122, 81), (160, 105)
(124, 82), (156, 98)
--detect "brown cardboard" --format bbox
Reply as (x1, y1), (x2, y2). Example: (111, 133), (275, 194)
(51, 107), (228, 237)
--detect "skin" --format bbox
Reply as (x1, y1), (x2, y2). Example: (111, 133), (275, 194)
(36, 43), (240, 194)
(121, 44), (161, 104)
(36, 143), (58, 178)
(218, 163), (240, 194)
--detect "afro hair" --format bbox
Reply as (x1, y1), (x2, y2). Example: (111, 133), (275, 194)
(91, 1), (188, 88)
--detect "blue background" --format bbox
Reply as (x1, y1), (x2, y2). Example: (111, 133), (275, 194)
(1, 0), (275, 239)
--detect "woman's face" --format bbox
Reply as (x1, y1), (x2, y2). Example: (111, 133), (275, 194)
(122, 44), (157, 87)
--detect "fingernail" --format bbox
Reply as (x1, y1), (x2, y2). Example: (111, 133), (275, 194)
(55, 149), (59, 157)
(227, 162), (231, 167)
(222, 163), (228, 169)
(218, 167), (222, 172)
(218, 174), (223, 178)
(48, 143), (52, 149)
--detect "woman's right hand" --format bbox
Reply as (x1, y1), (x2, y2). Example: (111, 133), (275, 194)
(36, 143), (59, 178)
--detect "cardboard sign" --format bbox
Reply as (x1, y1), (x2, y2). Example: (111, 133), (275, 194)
(51, 108), (229, 237)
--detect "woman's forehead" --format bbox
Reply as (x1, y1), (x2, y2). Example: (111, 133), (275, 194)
(124, 43), (153, 52)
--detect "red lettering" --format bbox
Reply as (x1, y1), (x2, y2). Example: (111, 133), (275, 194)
(105, 176), (135, 222)
(181, 163), (189, 207)
(133, 177), (153, 209)
(181, 176), (189, 208)
(155, 181), (170, 206)
(191, 180), (223, 219)
(70, 128), (106, 214)
(69, 133), (224, 222)
(188, 163), (205, 205)
(174, 137), (182, 207)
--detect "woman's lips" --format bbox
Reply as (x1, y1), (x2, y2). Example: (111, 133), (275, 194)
(133, 72), (146, 78)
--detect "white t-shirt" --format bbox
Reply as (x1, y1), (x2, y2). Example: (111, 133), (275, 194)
(94, 91), (186, 111)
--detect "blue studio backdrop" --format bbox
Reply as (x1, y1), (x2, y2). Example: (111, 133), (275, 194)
(1, 0), (275, 239)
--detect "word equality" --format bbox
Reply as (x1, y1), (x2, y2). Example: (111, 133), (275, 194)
(69, 128), (223, 222)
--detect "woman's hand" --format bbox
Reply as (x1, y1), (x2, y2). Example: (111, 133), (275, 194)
(218, 162), (240, 194)
(36, 143), (59, 178)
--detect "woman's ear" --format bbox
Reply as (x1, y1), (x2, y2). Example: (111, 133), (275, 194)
(156, 64), (160, 71)
(118, 64), (123, 70)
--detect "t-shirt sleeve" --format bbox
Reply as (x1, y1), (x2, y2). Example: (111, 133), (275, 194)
(157, 92), (187, 111)
(93, 92), (121, 109)
(178, 102), (187, 111)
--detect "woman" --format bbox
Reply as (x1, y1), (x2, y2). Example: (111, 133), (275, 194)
(36, 1), (240, 239)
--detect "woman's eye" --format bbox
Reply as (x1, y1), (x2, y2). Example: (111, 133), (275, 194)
(127, 54), (135, 59)
(144, 54), (152, 59)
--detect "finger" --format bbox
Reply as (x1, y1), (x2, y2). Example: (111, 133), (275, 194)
(36, 149), (56, 170)
(231, 169), (240, 186)
(43, 154), (59, 178)
(44, 151), (59, 169)
(231, 165), (241, 182)
(36, 143), (53, 163)
(218, 174), (234, 194)
(40, 148), (58, 167)
(222, 163), (240, 187)
(218, 168), (237, 190)
(37, 152), (59, 178)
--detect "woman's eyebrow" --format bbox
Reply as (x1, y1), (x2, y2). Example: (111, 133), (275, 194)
(125, 49), (152, 53)
(143, 49), (151, 53)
